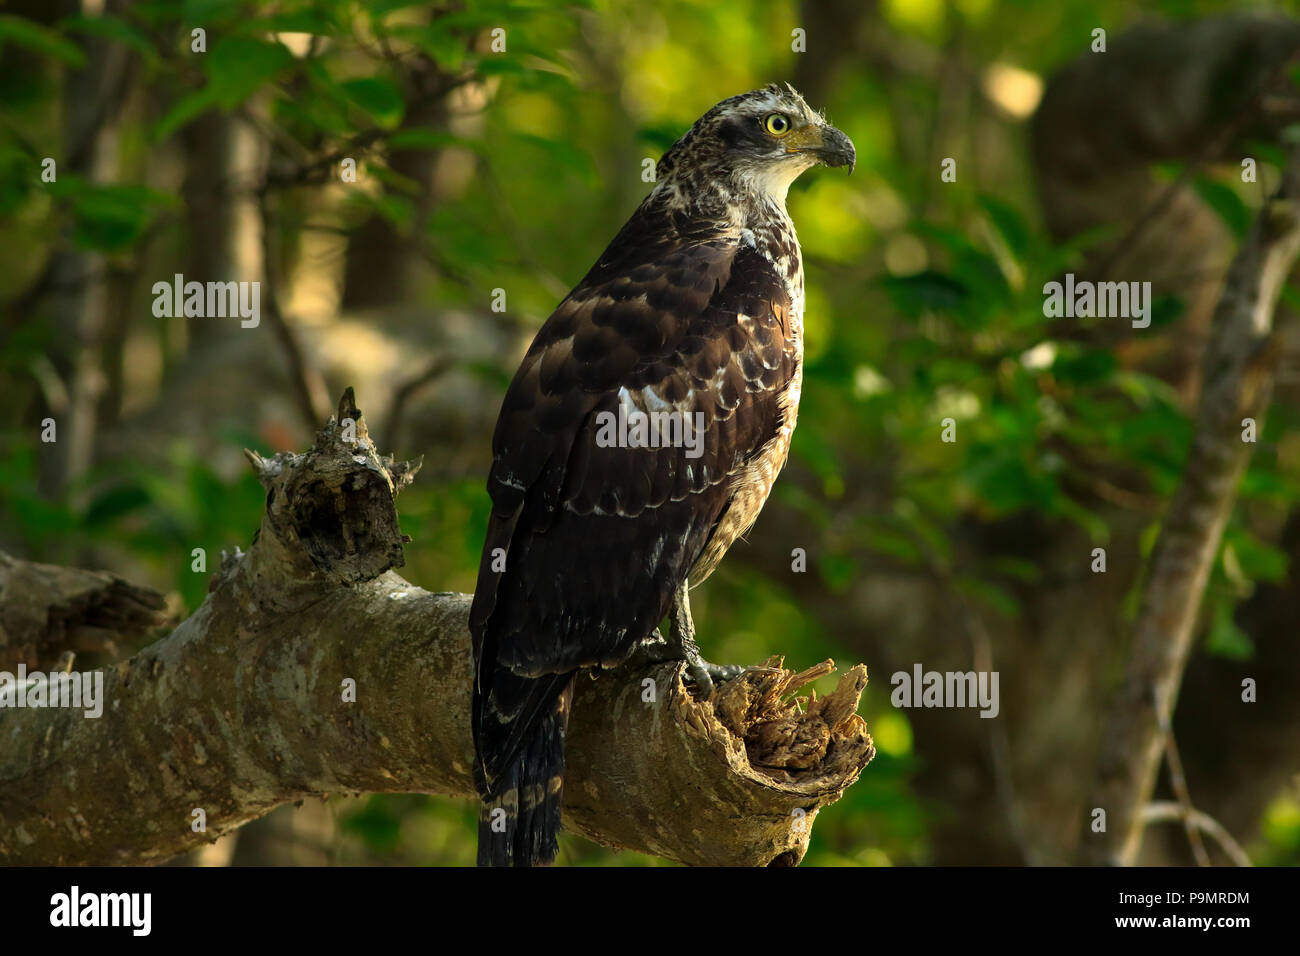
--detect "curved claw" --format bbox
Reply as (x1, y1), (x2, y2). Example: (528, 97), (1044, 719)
(687, 662), (715, 699)
(705, 662), (745, 682)
(681, 660), (780, 696)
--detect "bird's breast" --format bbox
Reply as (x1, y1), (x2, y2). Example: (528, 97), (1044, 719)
(689, 269), (804, 585)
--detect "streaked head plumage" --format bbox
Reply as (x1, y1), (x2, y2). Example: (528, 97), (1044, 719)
(655, 83), (855, 205)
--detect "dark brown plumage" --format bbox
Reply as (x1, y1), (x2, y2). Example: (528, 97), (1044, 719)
(469, 83), (854, 866)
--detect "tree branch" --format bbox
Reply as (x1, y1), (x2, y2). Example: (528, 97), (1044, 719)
(381, 355), (454, 451)
(1081, 148), (1300, 865)
(0, 553), (168, 672)
(0, 390), (873, 866)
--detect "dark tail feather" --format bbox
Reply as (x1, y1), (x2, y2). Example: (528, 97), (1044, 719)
(477, 675), (575, 866)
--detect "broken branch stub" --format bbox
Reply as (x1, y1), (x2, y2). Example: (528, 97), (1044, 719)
(240, 387), (423, 589)
(565, 657), (874, 866)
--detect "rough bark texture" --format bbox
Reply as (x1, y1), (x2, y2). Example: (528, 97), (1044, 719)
(1081, 150), (1300, 865)
(0, 391), (873, 866)
(0, 553), (168, 672)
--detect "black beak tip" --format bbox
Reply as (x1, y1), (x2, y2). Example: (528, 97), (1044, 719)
(825, 127), (856, 173)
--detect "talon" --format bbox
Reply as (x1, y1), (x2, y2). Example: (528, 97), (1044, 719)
(703, 662), (746, 682)
(688, 662), (715, 699)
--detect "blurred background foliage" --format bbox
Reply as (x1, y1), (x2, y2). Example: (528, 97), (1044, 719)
(2, 0), (1299, 866)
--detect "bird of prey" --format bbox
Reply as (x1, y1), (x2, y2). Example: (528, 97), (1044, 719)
(469, 83), (854, 866)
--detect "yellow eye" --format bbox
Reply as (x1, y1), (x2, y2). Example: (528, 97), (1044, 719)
(763, 113), (792, 136)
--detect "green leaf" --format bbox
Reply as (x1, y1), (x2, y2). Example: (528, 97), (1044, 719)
(463, 359), (514, 390)
(977, 193), (1030, 258)
(359, 191), (414, 228)
(1206, 601), (1253, 660)
(1051, 347), (1117, 385)
(0, 145), (35, 216)
(370, 0), (435, 15)
(818, 553), (860, 593)
(183, 0), (245, 25)
(339, 795), (407, 852)
(363, 162), (421, 195)
(1193, 176), (1251, 239)
(638, 122), (683, 153)
(386, 128), (483, 152)
(964, 448), (1057, 513)
(985, 555), (1042, 583)
(513, 132), (598, 186)
(0, 14), (87, 67)
(1146, 293), (1185, 329)
(275, 67), (351, 135)
(881, 271), (967, 317)
(70, 183), (173, 252)
(340, 76), (405, 128)
(83, 483), (153, 527)
(863, 528), (922, 564)
(955, 574), (1021, 619)
(153, 87), (220, 141)
(242, 11), (335, 34)
(60, 14), (159, 66)
(1222, 530), (1289, 584)
(387, 21), (467, 70)
(204, 36), (294, 109)
(476, 57), (531, 77)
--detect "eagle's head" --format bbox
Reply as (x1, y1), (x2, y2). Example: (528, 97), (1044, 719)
(655, 83), (855, 209)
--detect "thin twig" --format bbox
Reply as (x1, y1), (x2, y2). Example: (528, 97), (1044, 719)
(382, 355), (455, 450)
(1142, 802), (1253, 867)
(1157, 702), (1211, 866)
(259, 198), (332, 431)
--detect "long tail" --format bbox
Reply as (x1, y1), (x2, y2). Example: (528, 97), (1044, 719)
(475, 671), (576, 867)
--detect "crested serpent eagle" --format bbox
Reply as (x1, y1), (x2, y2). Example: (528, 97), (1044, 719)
(469, 83), (855, 866)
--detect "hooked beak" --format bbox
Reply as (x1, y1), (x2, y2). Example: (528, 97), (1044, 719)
(785, 122), (856, 173)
